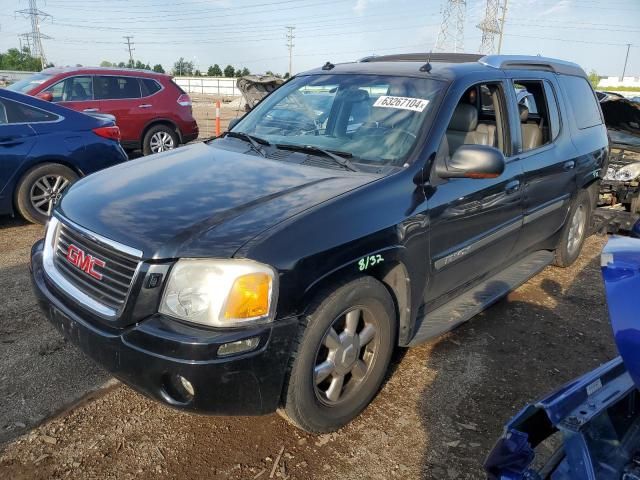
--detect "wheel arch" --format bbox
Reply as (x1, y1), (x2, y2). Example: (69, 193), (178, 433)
(141, 118), (183, 145)
(299, 255), (412, 347)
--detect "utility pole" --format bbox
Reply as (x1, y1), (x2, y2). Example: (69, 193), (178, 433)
(16, 0), (51, 69)
(286, 26), (295, 76)
(435, 0), (466, 53)
(622, 43), (631, 80)
(477, 0), (500, 54)
(124, 36), (135, 66)
(497, 0), (508, 54)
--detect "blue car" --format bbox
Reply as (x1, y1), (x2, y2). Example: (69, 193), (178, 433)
(486, 233), (640, 480)
(0, 88), (127, 224)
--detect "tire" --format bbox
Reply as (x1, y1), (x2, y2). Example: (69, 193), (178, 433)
(15, 163), (78, 224)
(142, 124), (179, 156)
(554, 189), (591, 268)
(279, 277), (396, 433)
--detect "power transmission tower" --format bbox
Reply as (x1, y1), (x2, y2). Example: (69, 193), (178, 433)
(496, 0), (508, 54)
(477, 0), (500, 54)
(286, 26), (295, 76)
(16, 0), (51, 69)
(435, 0), (466, 53)
(124, 36), (135, 66)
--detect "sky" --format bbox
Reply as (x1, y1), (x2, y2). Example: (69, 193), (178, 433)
(0, 0), (638, 77)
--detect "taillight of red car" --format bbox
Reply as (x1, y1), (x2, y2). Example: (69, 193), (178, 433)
(177, 94), (192, 107)
(92, 126), (121, 141)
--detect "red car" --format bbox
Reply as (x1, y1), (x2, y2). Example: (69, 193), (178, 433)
(8, 67), (199, 155)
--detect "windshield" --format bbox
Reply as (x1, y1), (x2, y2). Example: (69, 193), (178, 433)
(232, 74), (445, 167)
(6, 73), (54, 93)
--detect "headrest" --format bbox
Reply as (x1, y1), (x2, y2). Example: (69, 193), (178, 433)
(518, 104), (529, 122)
(449, 103), (478, 132)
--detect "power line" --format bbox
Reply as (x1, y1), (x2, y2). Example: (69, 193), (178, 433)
(436, 0), (466, 53)
(15, 0), (52, 68)
(286, 26), (295, 76)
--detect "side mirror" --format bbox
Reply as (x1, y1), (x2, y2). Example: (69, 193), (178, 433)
(36, 91), (53, 102)
(228, 118), (240, 131)
(436, 144), (505, 179)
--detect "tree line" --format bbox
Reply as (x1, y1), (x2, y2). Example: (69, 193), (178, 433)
(0, 47), (49, 71)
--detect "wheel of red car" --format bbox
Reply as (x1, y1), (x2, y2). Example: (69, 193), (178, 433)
(278, 276), (396, 433)
(15, 163), (78, 224)
(143, 124), (179, 155)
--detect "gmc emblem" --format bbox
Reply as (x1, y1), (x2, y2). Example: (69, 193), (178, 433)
(66, 244), (105, 280)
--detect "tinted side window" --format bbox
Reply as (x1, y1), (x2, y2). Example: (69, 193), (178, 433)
(141, 78), (162, 96)
(560, 75), (602, 129)
(543, 81), (561, 141)
(0, 98), (58, 124)
(95, 76), (141, 100)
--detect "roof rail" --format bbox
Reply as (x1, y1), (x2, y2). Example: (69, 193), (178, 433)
(360, 53), (483, 63)
(479, 55), (586, 76)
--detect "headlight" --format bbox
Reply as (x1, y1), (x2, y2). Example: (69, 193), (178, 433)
(615, 162), (640, 181)
(159, 259), (278, 328)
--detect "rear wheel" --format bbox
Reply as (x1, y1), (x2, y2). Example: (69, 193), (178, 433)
(554, 190), (590, 267)
(142, 124), (179, 155)
(279, 277), (396, 433)
(15, 163), (78, 224)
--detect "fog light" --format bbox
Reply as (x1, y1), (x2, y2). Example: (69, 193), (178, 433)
(161, 373), (195, 404)
(178, 375), (195, 397)
(218, 337), (260, 356)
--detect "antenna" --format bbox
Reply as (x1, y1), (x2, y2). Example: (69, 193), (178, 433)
(435, 0), (466, 53)
(16, 0), (52, 69)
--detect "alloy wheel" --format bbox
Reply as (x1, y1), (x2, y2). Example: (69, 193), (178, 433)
(149, 131), (175, 153)
(313, 307), (379, 405)
(30, 174), (70, 216)
(567, 204), (586, 256)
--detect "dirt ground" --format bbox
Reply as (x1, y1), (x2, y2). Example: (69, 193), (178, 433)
(0, 234), (616, 479)
(191, 94), (244, 138)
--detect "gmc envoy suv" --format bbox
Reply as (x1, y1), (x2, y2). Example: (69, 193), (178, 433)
(31, 54), (608, 433)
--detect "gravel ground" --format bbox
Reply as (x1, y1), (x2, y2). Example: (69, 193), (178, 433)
(0, 234), (616, 479)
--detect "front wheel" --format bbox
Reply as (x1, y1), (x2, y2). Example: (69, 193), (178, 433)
(554, 190), (591, 267)
(279, 277), (396, 433)
(142, 125), (179, 155)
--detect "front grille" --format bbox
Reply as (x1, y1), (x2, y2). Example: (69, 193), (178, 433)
(52, 220), (140, 312)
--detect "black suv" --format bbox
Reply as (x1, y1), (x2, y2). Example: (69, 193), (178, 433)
(31, 53), (608, 433)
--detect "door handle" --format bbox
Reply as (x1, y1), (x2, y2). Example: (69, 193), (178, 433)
(563, 160), (576, 171)
(138, 104), (152, 108)
(83, 108), (99, 113)
(505, 180), (521, 194)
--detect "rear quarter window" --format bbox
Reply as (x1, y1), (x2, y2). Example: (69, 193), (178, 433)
(560, 75), (602, 129)
(141, 78), (162, 96)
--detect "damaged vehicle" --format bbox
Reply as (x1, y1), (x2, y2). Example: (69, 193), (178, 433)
(31, 54), (607, 433)
(485, 234), (640, 480)
(599, 96), (640, 212)
(236, 75), (285, 112)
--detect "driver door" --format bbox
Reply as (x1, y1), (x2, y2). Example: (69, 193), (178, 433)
(425, 79), (524, 306)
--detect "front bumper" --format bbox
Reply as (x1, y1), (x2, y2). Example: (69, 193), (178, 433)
(30, 240), (297, 415)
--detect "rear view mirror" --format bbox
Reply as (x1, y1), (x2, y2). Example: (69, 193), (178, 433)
(36, 92), (53, 102)
(436, 144), (505, 179)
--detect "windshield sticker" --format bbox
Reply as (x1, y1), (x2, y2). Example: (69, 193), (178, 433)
(373, 96), (429, 112)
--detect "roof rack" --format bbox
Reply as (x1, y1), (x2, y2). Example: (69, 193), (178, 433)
(479, 55), (586, 77)
(359, 53), (483, 64)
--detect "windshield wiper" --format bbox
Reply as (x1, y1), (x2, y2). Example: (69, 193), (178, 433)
(275, 143), (359, 172)
(224, 131), (270, 157)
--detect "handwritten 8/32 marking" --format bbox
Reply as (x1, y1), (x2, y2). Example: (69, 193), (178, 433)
(358, 254), (384, 271)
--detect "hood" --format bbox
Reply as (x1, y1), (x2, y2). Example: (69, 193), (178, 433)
(57, 142), (376, 259)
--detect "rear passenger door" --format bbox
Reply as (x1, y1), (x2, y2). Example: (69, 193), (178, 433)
(506, 73), (576, 253)
(94, 75), (145, 145)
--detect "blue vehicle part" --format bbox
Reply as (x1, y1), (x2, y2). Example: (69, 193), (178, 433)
(0, 89), (127, 217)
(485, 235), (640, 480)
(631, 218), (640, 238)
